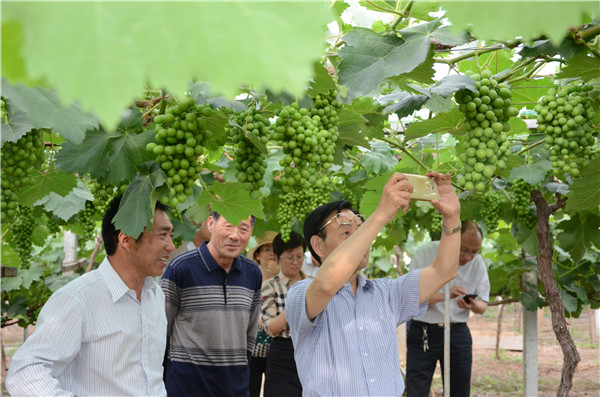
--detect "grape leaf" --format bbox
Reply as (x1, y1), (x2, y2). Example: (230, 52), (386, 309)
(430, 25), (470, 46)
(558, 212), (600, 262)
(113, 162), (168, 238)
(555, 54), (600, 82)
(430, 75), (475, 97)
(458, 49), (515, 76)
(331, 0), (350, 18)
(566, 158), (600, 210)
(360, 190), (382, 218)
(55, 129), (111, 178)
(338, 19), (440, 98)
(361, 141), (397, 174)
(203, 110), (230, 151)
(171, 216), (197, 242)
(384, 94), (428, 118)
(508, 160), (553, 185)
(0, 110), (34, 145)
(511, 78), (551, 109)
(515, 224), (539, 256)
(404, 109), (465, 140)
(388, 50), (435, 90)
(34, 180), (92, 221)
(0, 79), (98, 145)
(440, 1), (598, 45)
(425, 95), (453, 114)
(358, 1), (396, 14)
(5, 2), (332, 130)
(508, 117), (529, 136)
(104, 130), (156, 185)
(200, 182), (265, 225)
(17, 169), (78, 206)
(2, 19), (26, 83)
(306, 62), (337, 97)
(21, 262), (45, 289)
(338, 108), (368, 147)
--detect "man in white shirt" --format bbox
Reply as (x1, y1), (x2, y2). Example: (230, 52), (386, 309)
(6, 196), (175, 397)
(406, 221), (490, 397)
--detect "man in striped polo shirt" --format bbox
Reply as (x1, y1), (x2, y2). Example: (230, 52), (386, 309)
(160, 211), (262, 397)
(286, 172), (462, 396)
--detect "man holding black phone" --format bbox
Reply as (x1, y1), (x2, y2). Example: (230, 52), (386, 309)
(406, 220), (490, 397)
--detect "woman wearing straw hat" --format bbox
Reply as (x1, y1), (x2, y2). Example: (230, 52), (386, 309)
(248, 231), (280, 397)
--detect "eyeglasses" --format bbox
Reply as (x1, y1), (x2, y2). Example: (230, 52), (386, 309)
(460, 247), (479, 257)
(319, 212), (364, 232)
(146, 231), (175, 242)
(280, 254), (304, 263)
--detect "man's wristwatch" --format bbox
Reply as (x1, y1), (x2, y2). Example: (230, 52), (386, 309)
(442, 224), (461, 235)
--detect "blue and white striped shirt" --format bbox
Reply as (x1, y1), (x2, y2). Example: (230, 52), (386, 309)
(286, 270), (426, 396)
(6, 257), (167, 397)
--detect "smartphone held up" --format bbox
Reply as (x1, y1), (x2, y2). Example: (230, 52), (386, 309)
(404, 174), (440, 202)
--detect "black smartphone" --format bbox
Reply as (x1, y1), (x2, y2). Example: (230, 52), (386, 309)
(462, 294), (477, 303)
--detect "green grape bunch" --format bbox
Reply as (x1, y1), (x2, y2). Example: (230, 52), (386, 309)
(11, 205), (35, 267)
(430, 211), (443, 234)
(455, 69), (518, 192)
(511, 179), (537, 229)
(146, 96), (210, 207)
(481, 190), (506, 233)
(1, 130), (44, 223)
(271, 90), (341, 193)
(231, 108), (269, 192)
(277, 184), (339, 242)
(1, 98), (8, 124)
(536, 84), (597, 177)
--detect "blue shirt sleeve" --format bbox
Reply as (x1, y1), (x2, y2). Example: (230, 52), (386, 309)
(386, 269), (428, 326)
(285, 279), (325, 343)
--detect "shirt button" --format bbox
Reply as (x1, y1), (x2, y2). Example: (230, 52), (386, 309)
(359, 326), (363, 331)
(364, 353), (368, 357)
(370, 378), (374, 383)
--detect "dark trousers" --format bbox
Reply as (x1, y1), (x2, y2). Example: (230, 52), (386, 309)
(249, 356), (267, 397)
(406, 320), (473, 397)
(263, 338), (302, 397)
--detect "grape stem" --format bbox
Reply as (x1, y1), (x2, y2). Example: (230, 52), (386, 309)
(158, 89), (168, 115)
(0, 227), (9, 242)
(390, 1), (414, 31)
(365, 0), (404, 16)
(433, 44), (504, 65)
(515, 139), (545, 156)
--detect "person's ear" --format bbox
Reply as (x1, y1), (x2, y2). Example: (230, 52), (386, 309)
(118, 232), (134, 252)
(206, 216), (216, 236)
(310, 235), (325, 259)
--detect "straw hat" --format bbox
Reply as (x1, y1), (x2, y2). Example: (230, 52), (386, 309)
(247, 231), (278, 261)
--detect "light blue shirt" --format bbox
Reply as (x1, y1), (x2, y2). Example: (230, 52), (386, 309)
(6, 257), (167, 397)
(286, 270), (427, 396)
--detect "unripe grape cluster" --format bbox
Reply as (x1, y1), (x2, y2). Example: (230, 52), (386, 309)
(481, 190), (506, 232)
(147, 97), (210, 207)
(536, 84), (597, 177)
(1, 98), (7, 123)
(430, 211), (443, 234)
(271, 90), (341, 193)
(1, 130), (44, 223)
(11, 205), (35, 267)
(231, 108), (269, 191)
(277, 185), (336, 241)
(511, 179), (537, 229)
(455, 69), (517, 192)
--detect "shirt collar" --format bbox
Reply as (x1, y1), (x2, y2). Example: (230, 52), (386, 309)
(99, 257), (132, 303)
(199, 242), (242, 273)
(277, 270), (306, 286)
(357, 273), (373, 292)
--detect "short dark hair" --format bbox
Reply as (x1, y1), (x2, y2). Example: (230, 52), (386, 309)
(102, 196), (170, 256)
(303, 200), (357, 264)
(462, 220), (483, 239)
(211, 211), (256, 227)
(273, 231), (306, 259)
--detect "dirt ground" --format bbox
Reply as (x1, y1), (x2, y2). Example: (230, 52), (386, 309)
(401, 304), (600, 396)
(1, 304), (599, 396)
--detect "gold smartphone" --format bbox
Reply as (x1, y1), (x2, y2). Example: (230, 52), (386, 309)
(405, 174), (440, 201)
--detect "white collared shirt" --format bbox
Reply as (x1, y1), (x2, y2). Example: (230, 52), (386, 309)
(6, 257), (167, 396)
(410, 241), (490, 324)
